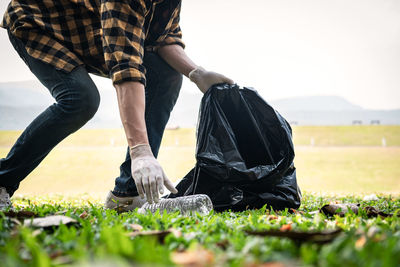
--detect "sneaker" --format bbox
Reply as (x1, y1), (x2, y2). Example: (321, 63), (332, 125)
(104, 191), (146, 212)
(0, 187), (11, 210)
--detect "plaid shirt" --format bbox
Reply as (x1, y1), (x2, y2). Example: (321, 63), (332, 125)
(1, 0), (184, 85)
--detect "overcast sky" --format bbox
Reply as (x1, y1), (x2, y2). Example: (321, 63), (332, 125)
(0, 0), (399, 109)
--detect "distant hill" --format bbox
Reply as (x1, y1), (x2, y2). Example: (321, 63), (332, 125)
(270, 95), (363, 111)
(0, 80), (399, 129)
(0, 80), (53, 107)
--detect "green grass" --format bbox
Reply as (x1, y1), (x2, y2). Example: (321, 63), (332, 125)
(1, 194), (399, 266)
(1, 126), (399, 266)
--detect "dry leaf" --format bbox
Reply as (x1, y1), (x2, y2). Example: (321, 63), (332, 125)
(280, 224), (292, 232)
(267, 215), (278, 221)
(321, 203), (395, 218)
(245, 228), (342, 244)
(24, 215), (77, 228)
(49, 250), (64, 259)
(128, 228), (181, 242)
(355, 236), (367, 249)
(32, 229), (43, 237)
(79, 211), (88, 219)
(2, 210), (37, 219)
(320, 203), (360, 216)
(364, 206), (393, 218)
(129, 224), (143, 232)
(366, 226), (379, 238)
(246, 262), (287, 267)
(172, 248), (214, 267)
(216, 239), (229, 250)
(10, 218), (21, 226)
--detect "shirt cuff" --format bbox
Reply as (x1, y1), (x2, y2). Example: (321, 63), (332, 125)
(110, 62), (146, 86)
(154, 37), (185, 51)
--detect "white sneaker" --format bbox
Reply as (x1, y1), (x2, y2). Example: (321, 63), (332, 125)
(104, 191), (146, 212)
(0, 187), (11, 210)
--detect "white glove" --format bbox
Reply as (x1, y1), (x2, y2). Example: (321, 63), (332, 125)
(130, 144), (178, 204)
(189, 66), (234, 93)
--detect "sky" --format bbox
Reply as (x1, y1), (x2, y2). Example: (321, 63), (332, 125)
(0, 0), (399, 110)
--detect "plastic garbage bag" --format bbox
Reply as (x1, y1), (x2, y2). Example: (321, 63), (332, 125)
(168, 84), (301, 211)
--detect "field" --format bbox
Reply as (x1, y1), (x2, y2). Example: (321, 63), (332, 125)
(1, 194), (399, 266)
(0, 126), (399, 196)
(1, 126), (400, 266)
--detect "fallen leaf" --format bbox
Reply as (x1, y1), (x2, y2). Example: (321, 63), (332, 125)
(364, 206), (393, 218)
(49, 250), (64, 259)
(127, 228), (181, 242)
(79, 211), (88, 219)
(245, 228), (342, 244)
(320, 204), (396, 218)
(320, 203), (360, 216)
(52, 256), (74, 265)
(246, 262), (287, 267)
(355, 236), (367, 249)
(1, 210), (37, 219)
(280, 224), (292, 232)
(366, 226), (379, 238)
(171, 248), (214, 267)
(129, 224), (143, 232)
(32, 229), (43, 237)
(10, 218), (21, 226)
(24, 215), (77, 228)
(216, 239), (229, 250)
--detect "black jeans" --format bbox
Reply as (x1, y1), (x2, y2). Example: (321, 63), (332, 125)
(0, 30), (182, 197)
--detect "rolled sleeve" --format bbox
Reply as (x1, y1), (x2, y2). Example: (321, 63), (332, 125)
(101, 0), (148, 85)
(160, 26), (185, 49)
(154, 2), (185, 50)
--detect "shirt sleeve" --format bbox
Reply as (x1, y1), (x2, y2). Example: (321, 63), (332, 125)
(154, 3), (185, 49)
(101, 0), (148, 85)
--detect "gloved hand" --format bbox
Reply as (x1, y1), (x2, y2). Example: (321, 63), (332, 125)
(130, 144), (178, 204)
(189, 66), (234, 93)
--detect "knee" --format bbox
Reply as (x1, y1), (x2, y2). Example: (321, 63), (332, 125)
(58, 81), (100, 123)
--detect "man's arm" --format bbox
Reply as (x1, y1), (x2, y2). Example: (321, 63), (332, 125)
(158, 44), (234, 93)
(114, 81), (178, 203)
(101, 0), (177, 203)
(114, 82), (148, 147)
(157, 44), (197, 78)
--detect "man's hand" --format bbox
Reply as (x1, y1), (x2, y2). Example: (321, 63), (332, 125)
(157, 45), (233, 93)
(189, 67), (234, 93)
(130, 144), (178, 204)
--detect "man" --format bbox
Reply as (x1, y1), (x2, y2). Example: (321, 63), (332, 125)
(0, 0), (233, 210)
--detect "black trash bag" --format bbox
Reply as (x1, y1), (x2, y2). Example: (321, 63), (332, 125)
(168, 84), (301, 211)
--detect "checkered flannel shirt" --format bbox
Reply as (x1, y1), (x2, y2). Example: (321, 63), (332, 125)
(1, 0), (184, 85)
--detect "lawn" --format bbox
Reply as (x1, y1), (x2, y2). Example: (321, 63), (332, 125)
(1, 194), (399, 266)
(0, 126), (399, 196)
(1, 126), (399, 266)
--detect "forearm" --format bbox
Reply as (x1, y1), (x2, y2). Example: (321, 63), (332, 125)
(114, 81), (148, 148)
(157, 44), (197, 77)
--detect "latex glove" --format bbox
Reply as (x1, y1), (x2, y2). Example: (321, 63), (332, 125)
(130, 144), (178, 204)
(189, 66), (234, 93)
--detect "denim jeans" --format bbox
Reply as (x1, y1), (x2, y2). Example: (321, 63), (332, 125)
(0, 30), (182, 197)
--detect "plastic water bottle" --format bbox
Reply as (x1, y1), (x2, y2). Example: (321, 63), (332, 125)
(138, 194), (213, 215)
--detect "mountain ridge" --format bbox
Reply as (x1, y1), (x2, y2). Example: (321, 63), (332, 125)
(1, 80), (399, 129)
